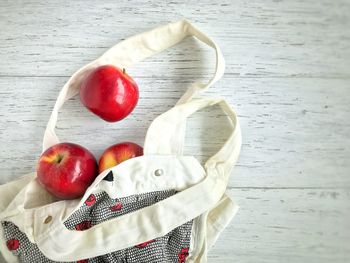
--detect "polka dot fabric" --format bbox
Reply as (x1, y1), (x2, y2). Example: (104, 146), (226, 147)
(1, 190), (193, 263)
(63, 190), (178, 231)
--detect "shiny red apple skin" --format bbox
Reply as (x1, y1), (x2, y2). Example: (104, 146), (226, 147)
(37, 143), (98, 200)
(98, 142), (143, 173)
(80, 65), (139, 122)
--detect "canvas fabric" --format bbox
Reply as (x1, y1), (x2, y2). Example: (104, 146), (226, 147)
(0, 20), (242, 263)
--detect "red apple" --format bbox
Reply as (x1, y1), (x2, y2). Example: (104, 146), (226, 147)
(80, 65), (139, 122)
(37, 143), (98, 199)
(98, 142), (143, 173)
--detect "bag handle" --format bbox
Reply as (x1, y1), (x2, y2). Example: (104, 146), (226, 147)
(144, 97), (241, 175)
(42, 19), (225, 152)
(34, 98), (241, 261)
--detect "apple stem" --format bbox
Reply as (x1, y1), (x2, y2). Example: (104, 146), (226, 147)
(56, 154), (64, 164)
(122, 68), (125, 74)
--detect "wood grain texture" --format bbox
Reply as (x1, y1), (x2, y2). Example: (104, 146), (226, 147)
(211, 188), (350, 263)
(0, 0), (349, 262)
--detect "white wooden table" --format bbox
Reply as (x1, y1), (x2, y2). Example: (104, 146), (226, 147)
(0, 0), (349, 262)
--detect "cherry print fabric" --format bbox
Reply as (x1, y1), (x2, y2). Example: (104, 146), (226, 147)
(1, 189), (192, 262)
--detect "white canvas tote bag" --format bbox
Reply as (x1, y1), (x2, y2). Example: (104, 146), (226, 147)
(0, 19), (242, 263)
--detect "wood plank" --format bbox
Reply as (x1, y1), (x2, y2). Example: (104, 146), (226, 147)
(0, 77), (348, 188)
(0, 0), (349, 78)
(209, 188), (350, 262)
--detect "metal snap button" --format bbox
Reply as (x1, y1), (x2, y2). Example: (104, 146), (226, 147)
(44, 215), (52, 224)
(154, 169), (164, 176)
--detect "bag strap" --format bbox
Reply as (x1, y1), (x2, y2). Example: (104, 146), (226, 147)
(34, 98), (241, 261)
(144, 97), (241, 175)
(42, 19), (225, 152)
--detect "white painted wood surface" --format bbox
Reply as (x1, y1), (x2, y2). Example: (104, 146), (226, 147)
(0, 0), (349, 262)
